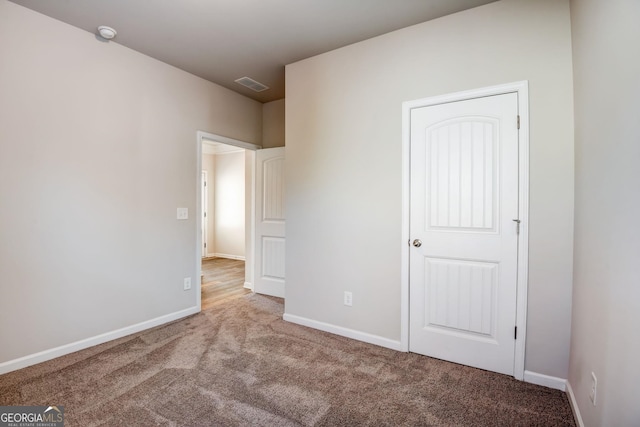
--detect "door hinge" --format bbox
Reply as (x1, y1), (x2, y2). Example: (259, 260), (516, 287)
(514, 326), (518, 340)
(517, 115), (521, 130)
(204, 242), (207, 248)
(513, 219), (521, 235)
(204, 212), (207, 217)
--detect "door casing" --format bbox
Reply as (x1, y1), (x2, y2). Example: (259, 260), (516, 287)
(401, 81), (529, 380)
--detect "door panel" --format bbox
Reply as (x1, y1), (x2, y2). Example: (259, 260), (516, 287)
(425, 257), (497, 339)
(428, 118), (498, 231)
(409, 93), (518, 375)
(254, 147), (285, 297)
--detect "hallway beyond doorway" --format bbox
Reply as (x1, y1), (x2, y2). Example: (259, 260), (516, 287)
(201, 258), (250, 310)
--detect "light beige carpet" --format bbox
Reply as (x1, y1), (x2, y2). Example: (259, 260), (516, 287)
(0, 294), (575, 426)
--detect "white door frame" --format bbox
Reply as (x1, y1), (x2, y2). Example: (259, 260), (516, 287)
(196, 131), (261, 311)
(400, 81), (529, 380)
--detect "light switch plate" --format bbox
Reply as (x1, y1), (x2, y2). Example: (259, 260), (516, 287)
(177, 208), (189, 220)
(344, 291), (353, 306)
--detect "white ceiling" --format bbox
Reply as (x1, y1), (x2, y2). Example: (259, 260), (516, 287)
(9, 0), (496, 103)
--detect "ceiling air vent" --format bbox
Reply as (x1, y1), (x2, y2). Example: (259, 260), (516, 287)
(234, 76), (269, 92)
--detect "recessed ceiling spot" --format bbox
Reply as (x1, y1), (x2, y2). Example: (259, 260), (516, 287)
(97, 26), (117, 40)
(234, 77), (269, 92)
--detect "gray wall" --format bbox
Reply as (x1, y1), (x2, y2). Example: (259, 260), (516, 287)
(568, 0), (640, 424)
(0, 0), (262, 365)
(285, 0), (574, 379)
(262, 99), (285, 148)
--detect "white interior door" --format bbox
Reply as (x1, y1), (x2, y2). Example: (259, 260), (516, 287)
(409, 93), (519, 375)
(254, 147), (285, 297)
(201, 171), (208, 258)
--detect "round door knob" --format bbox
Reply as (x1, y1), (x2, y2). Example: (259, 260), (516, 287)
(412, 239), (422, 247)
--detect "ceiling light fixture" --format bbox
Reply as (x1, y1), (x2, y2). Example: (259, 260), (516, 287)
(97, 26), (117, 40)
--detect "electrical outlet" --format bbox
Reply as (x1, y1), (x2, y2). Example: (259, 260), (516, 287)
(344, 291), (353, 307)
(183, 277), (191, 291)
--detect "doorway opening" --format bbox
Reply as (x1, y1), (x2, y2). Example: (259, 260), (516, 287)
(196, 131), (260, 310)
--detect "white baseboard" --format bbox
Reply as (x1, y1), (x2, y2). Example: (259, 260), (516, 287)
(210, 253), (245, 261)
(566, 381), (585, 427)
(523, 370), (567, 391)
(283, 313), (404, 352)
(0, 306), (199, 375)
(243, 281), (253, 291)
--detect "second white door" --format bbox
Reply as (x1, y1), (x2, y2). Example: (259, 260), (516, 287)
(254, 147), (286, 298)
(409, 92), (520, 375)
